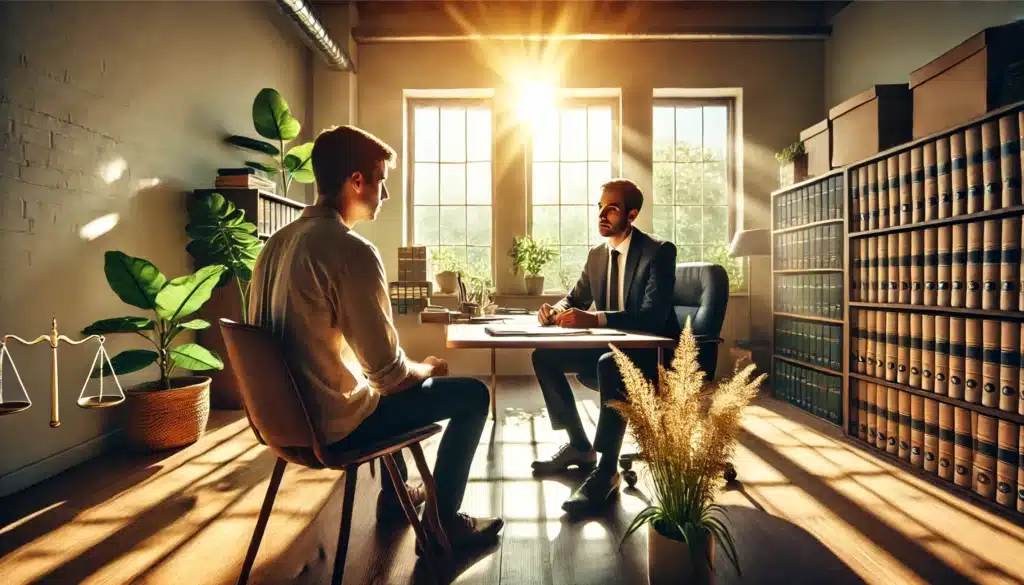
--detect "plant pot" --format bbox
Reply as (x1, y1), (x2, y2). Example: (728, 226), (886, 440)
(648, 523), (716, 585)
(778, 154), (808, 188)
(436, 271), (458, 295)
(123, 376), (211, 452)
(525, 275), (545, 295)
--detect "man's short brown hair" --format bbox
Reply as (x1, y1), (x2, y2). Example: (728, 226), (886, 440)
(602, 178), (644, 213)
(311, 125), (396, 200)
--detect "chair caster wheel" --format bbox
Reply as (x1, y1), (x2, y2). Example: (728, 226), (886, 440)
(724, 463), (737, 483)
(623, 470), (638, 488)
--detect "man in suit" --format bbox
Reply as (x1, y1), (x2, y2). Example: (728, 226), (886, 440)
(532, 178), (679, 515)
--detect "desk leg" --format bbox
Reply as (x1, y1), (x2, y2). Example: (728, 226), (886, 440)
(489, 348), (497, 421)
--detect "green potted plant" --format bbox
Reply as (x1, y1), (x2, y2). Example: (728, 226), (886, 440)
(609, 322), (765, 585)
(184, 191), (264, 409)
(775, 140), (807, 188)
(83, 251), (227, 451)
(226, 88), (315, 199)
(432, 247), (463, 295)
(509, 235), (558, 295)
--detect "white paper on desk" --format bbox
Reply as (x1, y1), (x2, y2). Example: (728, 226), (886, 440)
(484, 325), (591, 337)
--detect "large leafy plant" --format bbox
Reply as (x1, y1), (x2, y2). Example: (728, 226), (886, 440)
(82, 251), (227, 390)
(227, 88), (315, 198)
(608, 321), (765, 578)
(185, 192), (263, 320)
(509, 235), (558, 277)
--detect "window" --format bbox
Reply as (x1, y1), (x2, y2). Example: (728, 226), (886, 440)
(408, 102), (493, 285)
(652, 100), (744, 291)
(529, 101), (617, 292)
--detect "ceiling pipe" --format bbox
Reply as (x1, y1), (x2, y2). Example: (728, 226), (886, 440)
(353, 25), (832, 43)
(275, 0), (355, 72)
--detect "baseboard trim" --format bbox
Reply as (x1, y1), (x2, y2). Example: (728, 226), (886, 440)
(0, 430), (122, 498)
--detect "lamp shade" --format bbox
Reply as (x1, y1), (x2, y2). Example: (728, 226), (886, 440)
(727, 228), (771, 258)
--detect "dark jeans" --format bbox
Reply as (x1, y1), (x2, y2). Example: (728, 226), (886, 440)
(531, 348), (660, 464)
(327, 376), (490, 521)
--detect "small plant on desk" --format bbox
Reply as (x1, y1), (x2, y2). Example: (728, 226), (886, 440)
(509, 235), (558, 295)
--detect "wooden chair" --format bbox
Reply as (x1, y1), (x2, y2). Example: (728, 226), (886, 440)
(218, 319), (451, 585)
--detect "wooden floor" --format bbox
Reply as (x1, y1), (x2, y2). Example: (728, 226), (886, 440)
(2, 376), (1023, 585)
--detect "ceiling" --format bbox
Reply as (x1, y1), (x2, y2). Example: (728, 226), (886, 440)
(339, 1), (853, 42)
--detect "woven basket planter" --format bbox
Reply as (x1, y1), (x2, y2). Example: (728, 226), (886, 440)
(123, 376), (211, 451)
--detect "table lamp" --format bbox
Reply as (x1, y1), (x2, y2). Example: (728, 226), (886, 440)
(727, 228), (771, 374)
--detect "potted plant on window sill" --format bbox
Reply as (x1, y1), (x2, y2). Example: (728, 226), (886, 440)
(82, 251), (227, 452)
(432, 247), (463, 295)
(609, 321), (765, 585)
(776, 140), (807, 188)
(509, 235), (558, 295)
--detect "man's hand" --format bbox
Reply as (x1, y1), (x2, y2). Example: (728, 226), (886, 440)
(538, 303), (557, 325)
(424, 355), (449, 377)
(553, 308), (598, 328)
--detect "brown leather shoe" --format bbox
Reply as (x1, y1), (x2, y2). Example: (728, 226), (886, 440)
(416, 512), (504, 556)
(377, 483), (426, 524)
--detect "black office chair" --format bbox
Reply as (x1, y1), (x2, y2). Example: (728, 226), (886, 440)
(577, 262), (730, 487)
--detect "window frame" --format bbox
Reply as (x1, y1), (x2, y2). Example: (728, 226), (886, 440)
(525, 96), (622, 291)
(651, 96), (745, 292)
(405, 97), (496, 282)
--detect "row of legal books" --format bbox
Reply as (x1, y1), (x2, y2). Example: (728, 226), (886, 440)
(851, 379), (1022, 513)
(259, 197), (300, 237)
(773, 273), (843, 320)
(848, 111), (1023, 234)
(772, 174), (844, 230)
(773, 224), (842, 270)
(398, 246), (433, 282)
(773, 359), (842, 426)
(215, 167), (277, 193)
(850, 309), (1022, 415)
(389, 281), (433, 314)
(774, 317), (842, 373)
(851, 216), (1022, 312)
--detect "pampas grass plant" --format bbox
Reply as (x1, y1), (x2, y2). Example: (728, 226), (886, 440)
(608, 320), (766, 576)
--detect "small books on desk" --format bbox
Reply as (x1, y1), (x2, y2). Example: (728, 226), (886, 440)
(483, 326), (627, 337)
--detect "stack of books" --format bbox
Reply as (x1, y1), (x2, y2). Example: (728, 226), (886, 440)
(391, 246), (435, 314)
(215, 167), (276, 193)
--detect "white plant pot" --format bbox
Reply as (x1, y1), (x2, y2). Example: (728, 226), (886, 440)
(648, 524), (715, 585)
(436, 271), (458, 295)
(525, 275), (545, 295)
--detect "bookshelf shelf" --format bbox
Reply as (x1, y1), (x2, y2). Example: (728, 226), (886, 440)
(773, 268), (844, 275)
(774, 218), (845, 236)
(839, 434), (1024, 526)
(848, 204), (1024, 240)
(775, 354), (843, 377)
(840, 99), (1024, 522)
(848, 302), (1024, 322)
(773, 312), (844, 325)
(849, 372), (1024, 425)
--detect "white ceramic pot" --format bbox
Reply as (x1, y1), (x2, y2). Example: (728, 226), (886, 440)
(525, 275), (545, 296)
(648, 524), (715, 585)
(436, 271), (458, 295)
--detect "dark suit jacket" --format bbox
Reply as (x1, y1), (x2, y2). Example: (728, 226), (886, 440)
(554, 227), (680, 338)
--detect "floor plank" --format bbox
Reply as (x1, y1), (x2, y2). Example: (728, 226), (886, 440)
(1, 377), (1022, 585)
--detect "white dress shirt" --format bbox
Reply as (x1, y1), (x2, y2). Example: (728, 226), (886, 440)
(597, 228), (633, 326)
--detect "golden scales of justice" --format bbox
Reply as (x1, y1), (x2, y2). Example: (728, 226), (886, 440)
(0, 317), (125, 427)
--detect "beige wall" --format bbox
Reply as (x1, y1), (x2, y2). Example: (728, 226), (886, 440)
(354, 39), (825, 376)
(826, 0), (1024, 109)
(0, 1), (311, 495)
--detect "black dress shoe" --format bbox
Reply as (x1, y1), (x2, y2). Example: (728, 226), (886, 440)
(562, 469), (621, 515)
(415, 512), (504, 557)
(531, 442), (597, 475)
(377, 483), (426, 524)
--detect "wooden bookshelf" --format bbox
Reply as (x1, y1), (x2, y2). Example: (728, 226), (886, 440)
(191, 188), (306, 409)
(839, 99), (1024, 524)
(771, 167), (847, 427)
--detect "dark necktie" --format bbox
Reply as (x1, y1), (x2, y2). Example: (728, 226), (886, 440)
(609, 249), (620, 311)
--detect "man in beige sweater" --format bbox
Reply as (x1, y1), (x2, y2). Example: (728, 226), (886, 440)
(249, 125), (503, 555)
